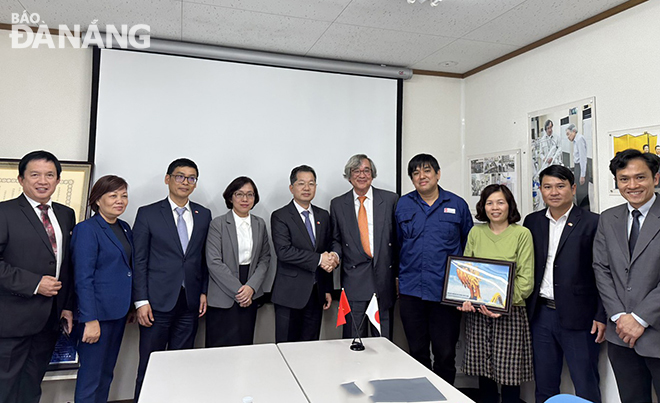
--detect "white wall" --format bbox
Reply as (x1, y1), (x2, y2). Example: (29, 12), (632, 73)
(463, 1), (660, 215)
(0, 32), (91, 161)
(402, 74), (464, 195)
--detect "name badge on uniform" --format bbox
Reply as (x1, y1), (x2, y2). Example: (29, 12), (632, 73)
(444, 207), (456, 214)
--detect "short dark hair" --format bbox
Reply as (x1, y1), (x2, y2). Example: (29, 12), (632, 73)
(539, 165), (575, 186)
(167, 158), (199, 177)
(289, 165), (316, 185)
(407, 154), (440, 178)
(89, 175), (128, 213)
(475, 184), (521, 224)
(609, 149), (660, 177)
(222, 176), (260, 209)
(544, 119), (553, 130)
(18, 150), (62, 179)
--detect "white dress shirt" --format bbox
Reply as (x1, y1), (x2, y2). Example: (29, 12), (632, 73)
(233, 210), (253, 265)
(539, 205), (573, 300)
(24, 194), (63, 287)
(573, 133), (588, 178)
(353, 186), (374, 255)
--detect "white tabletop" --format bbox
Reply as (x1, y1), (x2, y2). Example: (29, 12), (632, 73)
(278, 338), (475, 403)
(139, 343), (309, 403)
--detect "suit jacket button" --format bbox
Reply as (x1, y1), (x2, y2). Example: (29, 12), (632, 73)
(627, 287), (631, 291)
(128, 272), (132, 277)
(388, 243), (392, 246)
(345, 244), (349, 247)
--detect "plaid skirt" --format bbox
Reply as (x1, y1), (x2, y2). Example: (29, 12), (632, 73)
(462, 305), (534, 385)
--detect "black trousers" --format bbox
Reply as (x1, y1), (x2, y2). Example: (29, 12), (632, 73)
(0, 302), (59, 403)
(274, 283), (323, 343)
(206, 265), (258, 347)
(608, 342), (660, 403)
(399, 294), (462, 384)
(134, 288), (199, 402)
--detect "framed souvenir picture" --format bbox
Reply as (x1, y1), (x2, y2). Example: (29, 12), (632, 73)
(442, 256), (515, 314)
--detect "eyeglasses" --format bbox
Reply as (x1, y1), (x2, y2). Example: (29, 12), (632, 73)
(351, 168), (372, 177)
(233, 192), (255, 199)
(293, 181), (316, 188)
(172, 175), (198, 185)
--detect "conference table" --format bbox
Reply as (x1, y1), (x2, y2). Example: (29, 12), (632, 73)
(278, 338), (475, 403)
(138, 343), (308, 403)
(140, 338), (475, 403)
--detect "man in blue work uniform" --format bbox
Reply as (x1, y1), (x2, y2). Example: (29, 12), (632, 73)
(395, 153), (473, 384)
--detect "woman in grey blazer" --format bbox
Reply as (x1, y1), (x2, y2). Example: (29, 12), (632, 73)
(205, 177), (271, 347)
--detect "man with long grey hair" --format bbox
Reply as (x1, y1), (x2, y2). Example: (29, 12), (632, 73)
(330, 154), (398, 339)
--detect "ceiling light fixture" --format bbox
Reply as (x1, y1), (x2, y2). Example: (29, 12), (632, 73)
(406, 0), (442, 5)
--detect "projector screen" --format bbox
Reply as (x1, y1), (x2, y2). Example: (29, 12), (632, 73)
(92, 48), (400, 288)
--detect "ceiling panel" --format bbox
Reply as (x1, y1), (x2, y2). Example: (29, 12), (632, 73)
(308, 23), (454, 66)
(335, 0), (527, 38)
(182, 2), (331, 55)
(463, 0), (630, 46)
(412, 38), (518, 73)
(183, 0), (352, 22)
(18, 0), (182, 40)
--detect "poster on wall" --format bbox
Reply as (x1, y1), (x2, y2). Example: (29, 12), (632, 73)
(608, 125), (660, 193)
(529, 98), (598, 212)
(468, 150), (520, 213)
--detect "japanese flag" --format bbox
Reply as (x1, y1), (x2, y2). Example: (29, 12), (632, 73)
(366, 294), (380, 334)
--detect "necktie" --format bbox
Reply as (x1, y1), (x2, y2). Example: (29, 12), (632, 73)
(176, 207), (189, 253)
(358, 196), (372, 257)
(629, 209), (642, 256)
(302, 210), (316, 248)
(37, 204), (57, 257)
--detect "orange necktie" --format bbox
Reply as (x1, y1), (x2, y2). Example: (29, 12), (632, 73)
(358, 196), (371, 257)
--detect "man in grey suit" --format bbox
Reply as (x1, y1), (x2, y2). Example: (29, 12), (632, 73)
(593, 149), (660, 402)
(330, 154), (398, 339)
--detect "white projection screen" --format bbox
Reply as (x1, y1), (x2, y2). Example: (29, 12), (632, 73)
(93, 49), (400, 289)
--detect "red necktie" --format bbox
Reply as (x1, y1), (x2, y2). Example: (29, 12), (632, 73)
(37, 204), (57, 257)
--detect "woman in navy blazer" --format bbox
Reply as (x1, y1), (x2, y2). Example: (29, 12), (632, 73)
(71, 175), (133, 403)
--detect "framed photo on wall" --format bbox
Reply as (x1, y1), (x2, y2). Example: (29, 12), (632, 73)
(528, 98), (598, 213)
(608, 125), (660, 194)
(468, 150), (520, 214)
(442, 256), (515, 315)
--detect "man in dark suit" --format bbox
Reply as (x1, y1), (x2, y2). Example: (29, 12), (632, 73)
(523, 165), (605, 403)
(0, 150), (75, 403)
(330, 154), (398, 339)
(133, 158), (212, 400)
(594, 149), (660, 403)
(271, 165), (336, 343)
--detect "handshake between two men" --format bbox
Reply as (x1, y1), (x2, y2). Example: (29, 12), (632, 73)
(320, 251), (340, 273)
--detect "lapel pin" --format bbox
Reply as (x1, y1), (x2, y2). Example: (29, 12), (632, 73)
(567, 222), (573, 226)
(195, 210), (199, 214)
(317, 221), (321, 225)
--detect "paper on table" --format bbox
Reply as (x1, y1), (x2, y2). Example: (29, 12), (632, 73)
(369, 377), (446, 402)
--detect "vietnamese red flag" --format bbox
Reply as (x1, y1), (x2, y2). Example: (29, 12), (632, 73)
(336, 289), (351, 327)
(366, 293), (381, 334)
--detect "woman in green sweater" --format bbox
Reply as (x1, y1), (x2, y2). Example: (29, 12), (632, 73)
(458, 184), (534, 403)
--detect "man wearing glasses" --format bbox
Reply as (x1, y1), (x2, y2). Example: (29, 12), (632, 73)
(271, 165), (336, 343)
(330, 154), (398, 339)
(132, 158), (212, 400)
